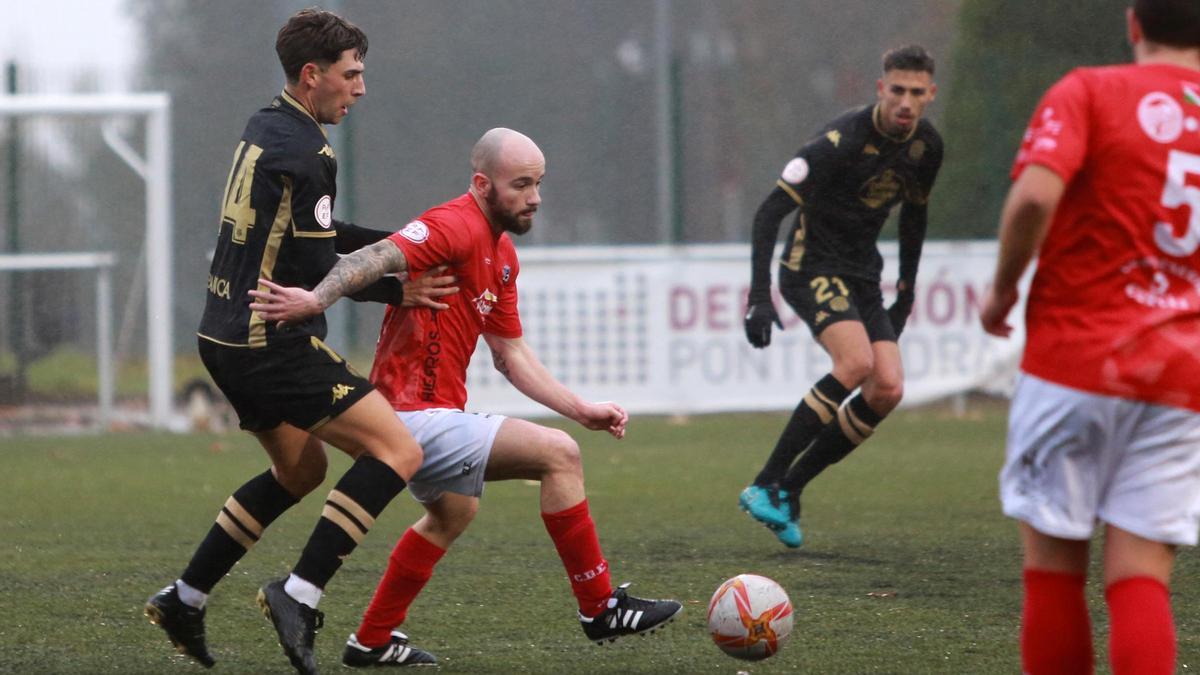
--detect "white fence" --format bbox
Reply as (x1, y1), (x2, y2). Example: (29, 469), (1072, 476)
(460, 241), (1025, 417)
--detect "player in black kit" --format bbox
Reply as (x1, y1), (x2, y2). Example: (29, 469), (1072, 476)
(145, 10), (446, 673)
(739, 45), (943, 549)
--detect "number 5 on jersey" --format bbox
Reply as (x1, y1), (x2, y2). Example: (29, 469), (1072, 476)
(221, 141), (264, 245)
(1155, 149), (1200, 257)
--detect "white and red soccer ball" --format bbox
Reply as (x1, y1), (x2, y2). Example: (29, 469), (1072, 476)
(707, 573), (794, 661)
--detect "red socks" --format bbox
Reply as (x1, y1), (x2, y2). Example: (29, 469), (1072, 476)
(355, 528), (446, 648)
(1021, 569), (1093, 675)
(541, 499), (612, 617)
(1106, 576), (1175, 675)
(1022, 569), (1176, 675)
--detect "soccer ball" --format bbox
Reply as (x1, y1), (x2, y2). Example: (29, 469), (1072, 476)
(707, 574), (794, 661)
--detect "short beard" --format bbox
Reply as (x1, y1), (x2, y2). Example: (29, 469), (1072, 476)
(485, 187), (532, 235)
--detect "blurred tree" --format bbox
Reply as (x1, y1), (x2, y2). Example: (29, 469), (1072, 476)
(931, 0), (1130, 238)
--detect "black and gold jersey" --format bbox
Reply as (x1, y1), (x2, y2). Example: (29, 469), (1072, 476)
(198, 90), (344, 348)
(753, 104), (943, 288)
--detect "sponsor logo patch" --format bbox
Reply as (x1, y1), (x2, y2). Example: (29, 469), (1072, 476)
(315, 195), (333, 229)
(473, 289), (499, 316)
(400, 220), (429, 243)
(780, 157), (809, 184)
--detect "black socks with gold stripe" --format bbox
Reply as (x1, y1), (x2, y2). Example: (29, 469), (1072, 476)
(781, 393), (883, 493)
(291, 455), (406, 591)
(180, 469), (299, 594)
(754, 374), (851, 486)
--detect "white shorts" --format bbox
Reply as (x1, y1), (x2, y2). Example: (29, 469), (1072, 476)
(1000, 373), (1200, 545)
(398, 408), (506, 504)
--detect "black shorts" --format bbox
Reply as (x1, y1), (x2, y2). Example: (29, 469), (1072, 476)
(779, 269), (897, 343)
(198, 335), (374, 433)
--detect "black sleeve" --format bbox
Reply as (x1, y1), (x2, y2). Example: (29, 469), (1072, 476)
(896, 202), (927, 286)
(347, 276), (405, 305)
(749, 187), (800, 302)
(334, 220), (394, 254)
(898, 131), (943, 286)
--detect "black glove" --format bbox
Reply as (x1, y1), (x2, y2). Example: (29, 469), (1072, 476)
(744, 299), (783, 348)
(887, 284), (915, 337)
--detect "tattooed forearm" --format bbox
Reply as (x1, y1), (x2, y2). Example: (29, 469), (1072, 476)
(491, 349), (513, 380)
(313, 239), (409, 309)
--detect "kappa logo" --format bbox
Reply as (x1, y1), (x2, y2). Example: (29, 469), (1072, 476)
(400, 220), (429, 243)
(331, 383), (355, 403)
(461, 462), (472, 475)
(825, 130), (841, 147)
(501, 264), (512, 283)
(318, 144), (335, 158)
(814, 310), (829, 324)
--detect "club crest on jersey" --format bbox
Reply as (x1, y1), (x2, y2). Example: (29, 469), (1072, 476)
(1138, 92), (1183, 144)
(501, 265), (511, 283)
(400, 220), (429, 243)
(473, 289), (499, 316)
(315, 195), (333, 229)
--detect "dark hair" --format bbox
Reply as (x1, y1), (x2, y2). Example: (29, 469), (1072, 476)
(1135, 0), (1200, 48)
(882, 45), (935, 75)
(275, 8), (368, 83)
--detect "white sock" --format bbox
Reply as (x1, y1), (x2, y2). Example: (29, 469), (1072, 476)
(175, 579), (207, 609)
(284, 573), (323, 609)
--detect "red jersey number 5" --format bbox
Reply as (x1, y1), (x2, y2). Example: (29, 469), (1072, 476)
(1155, 149), (1200, 257)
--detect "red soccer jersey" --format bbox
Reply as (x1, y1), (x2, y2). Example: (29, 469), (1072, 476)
(1013, 63), (1200, 412)
(370, 193), (522, 411)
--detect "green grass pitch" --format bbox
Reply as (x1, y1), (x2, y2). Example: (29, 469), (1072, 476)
(2, 406), (1197, 673)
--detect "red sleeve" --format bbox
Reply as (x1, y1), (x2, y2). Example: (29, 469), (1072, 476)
(485, 238), (523, 338)
(385, 208), (470, 275)
(1011, 69), (1091, 183)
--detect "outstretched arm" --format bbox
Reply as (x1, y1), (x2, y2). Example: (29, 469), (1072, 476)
(980, 164), (1064, 337)
(248, 238), (409, 323)
(482, 333), (627, 439)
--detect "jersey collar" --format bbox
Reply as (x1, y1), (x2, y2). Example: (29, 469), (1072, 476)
(871, 103), (918, 144)
(277, 89), (329, 139)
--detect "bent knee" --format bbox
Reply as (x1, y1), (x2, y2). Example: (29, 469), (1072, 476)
(274, 460), (327, 497)
(834, 357), (874, 387)
(866, 381), (904, 413)
(366, 438), (424, 481)
(544, 429), (583, 475)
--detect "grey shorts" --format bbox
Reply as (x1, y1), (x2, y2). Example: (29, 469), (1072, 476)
(398, 408), (506, 504)
(1000, 373), (1200, 545)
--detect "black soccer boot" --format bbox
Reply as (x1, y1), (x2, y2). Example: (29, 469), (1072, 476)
(342, 631), (437, 668)
(144, 583), (216, 668)
(257, 578), (324, 675)
(579, 582), (683, 644)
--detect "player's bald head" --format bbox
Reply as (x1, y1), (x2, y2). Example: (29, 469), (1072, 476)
(471, 128), (543, 177)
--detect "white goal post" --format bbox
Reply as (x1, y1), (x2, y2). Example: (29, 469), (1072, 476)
(0, 93), (174, 429)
